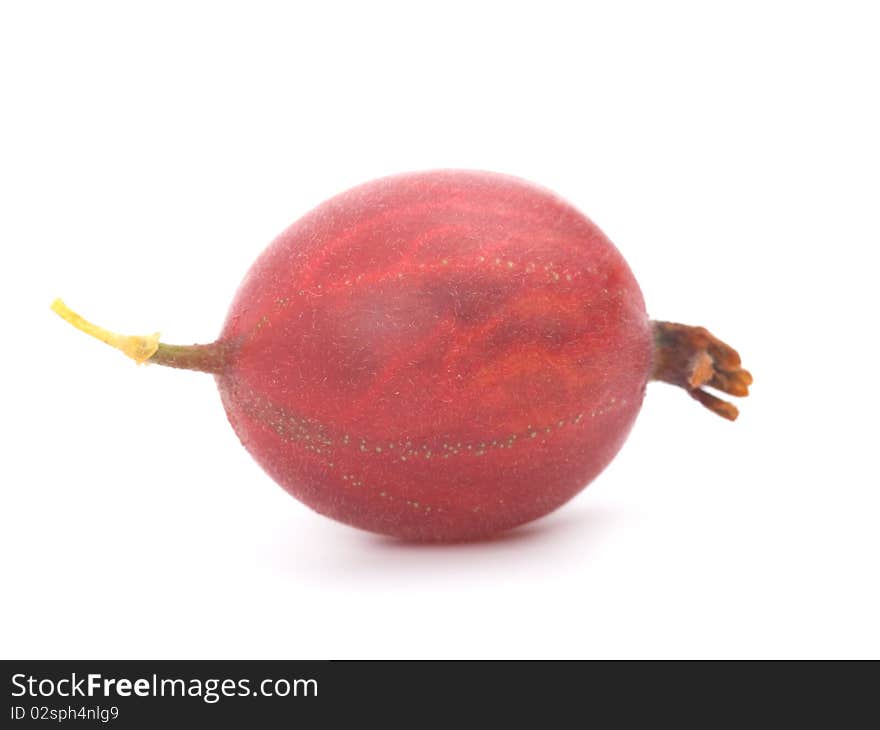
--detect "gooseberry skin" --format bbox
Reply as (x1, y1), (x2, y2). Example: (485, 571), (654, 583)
(216, 171), (653, 541)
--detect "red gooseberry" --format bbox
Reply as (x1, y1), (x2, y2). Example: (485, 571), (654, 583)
(52, 170), (751, 541)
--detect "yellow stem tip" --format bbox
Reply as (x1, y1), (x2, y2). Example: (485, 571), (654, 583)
(50, 298), (160, 364)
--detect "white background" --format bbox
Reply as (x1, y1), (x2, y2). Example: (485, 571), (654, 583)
(1, 1), (878, 659)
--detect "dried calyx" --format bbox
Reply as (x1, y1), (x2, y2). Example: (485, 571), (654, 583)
(650, 321), (752, 420)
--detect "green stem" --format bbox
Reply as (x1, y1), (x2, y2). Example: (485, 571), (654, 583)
(150, 342), (227, 374)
